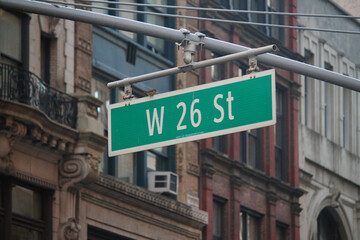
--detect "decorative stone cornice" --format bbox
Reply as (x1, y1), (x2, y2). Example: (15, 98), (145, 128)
(202, 161), (216, 179)
(91, 173), (208, 227)
(230, 175), (243, 190)
(267, 191), (278, 206)
(290, 81), (302, 99)
(291, 202), (302, 215)
(0, 117), (27, 175)
(0, 100), (78, 154)
(59, 153), (101, 191)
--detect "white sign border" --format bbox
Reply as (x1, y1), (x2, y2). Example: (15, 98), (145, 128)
(108, 69), (276, 156)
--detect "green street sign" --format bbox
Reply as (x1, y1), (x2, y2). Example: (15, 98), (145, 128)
(108, 69), (275, 156)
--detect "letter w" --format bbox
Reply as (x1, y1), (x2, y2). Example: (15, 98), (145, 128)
(146, 107), (165, 136)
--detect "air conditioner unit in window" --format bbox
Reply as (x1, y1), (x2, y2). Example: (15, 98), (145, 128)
(147, 171), (178, 195)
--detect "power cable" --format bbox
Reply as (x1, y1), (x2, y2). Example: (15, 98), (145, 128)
(35, 0), (360, 35)
(76, 0), (360, 19)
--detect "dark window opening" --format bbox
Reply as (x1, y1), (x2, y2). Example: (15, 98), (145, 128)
(240, 209), (262, 240)
(241, 129), (262, 170)
(41, 35), (51, 84)
(276, 222), (288, 240)
(317, 208), (344, 240)
(0, 176), (53, 240)
(88, 225), (135, 240)
(126, 42), (137, 65)
(213, 197), (226, 240)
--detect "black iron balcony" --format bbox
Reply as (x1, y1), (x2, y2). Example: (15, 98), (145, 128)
(0, 63), (77, 129)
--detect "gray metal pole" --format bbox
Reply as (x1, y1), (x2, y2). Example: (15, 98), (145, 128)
(108, 45), (277, 88)
(2, 0), (360, 91)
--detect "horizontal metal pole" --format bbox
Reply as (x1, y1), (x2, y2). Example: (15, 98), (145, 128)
(108, 44), (277, 88)
(2, 0), (360, 92)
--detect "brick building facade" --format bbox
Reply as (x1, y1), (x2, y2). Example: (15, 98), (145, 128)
(192, 1), (304, 239)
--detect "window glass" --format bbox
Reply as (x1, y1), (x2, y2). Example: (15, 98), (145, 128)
(0, 10), (22, 64)
(12, 224), (42, 240)
(267, 0), (285, 41)
(117, 153), (135, 183)
(118, 0), (137, 40)
(12, 185), (42, 220)
(92, 77), (110, 129)
(211, 53), (226, 81)
(240, 210), (261, 240)
(304, 50), (314, 127)
(213, 199), (224, 240)
(41, 36), (51, 84)
(145, 12), (165, 54)
(324, 62), (333, 139)
(343, 89), (350, 149)
(276, 224), (287, 240)
(213, 135), (227, 154)
(146, 148), (167, 171)
(241, 129), (261, 170)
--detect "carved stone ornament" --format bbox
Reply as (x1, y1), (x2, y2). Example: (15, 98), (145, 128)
(59, 153), (101, 191)
(59, 218), (81, 240)
(0, 117), (27, 175)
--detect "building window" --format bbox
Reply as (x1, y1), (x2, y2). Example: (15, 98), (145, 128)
(267, 0), (285, 42)
(276, 222), (288, 240)
(304, 50), (314, 128)
(275, 87), (287, 181)
(0, 177), (52, 239)
(0, 10), (23, 67)
(241, 129), (262, 170)
(213, 198), (225, 240)
(213, 134), (228, 154)
(41, 35), (51, 84)
(324, 62), (333, 139)
(88, 225), (135, 240)
(343, 89), (350, 149)
(240, 209), (261, 240)
(92, 0), (173, 59)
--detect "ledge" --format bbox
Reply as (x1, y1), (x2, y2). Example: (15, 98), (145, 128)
(86, 173), (208, 229)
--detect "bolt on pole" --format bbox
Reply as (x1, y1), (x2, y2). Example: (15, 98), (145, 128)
(1, 0), (360, 92)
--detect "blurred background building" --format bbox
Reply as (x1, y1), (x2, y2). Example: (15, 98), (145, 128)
(297, 0), (360, 239)
(194, 0), (303, 239)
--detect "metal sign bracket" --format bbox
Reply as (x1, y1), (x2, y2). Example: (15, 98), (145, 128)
(123, 84), (134, 102)
(247, 55), (259, 74)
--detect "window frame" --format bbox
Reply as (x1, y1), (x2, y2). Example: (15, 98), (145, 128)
(0, 176), (53, 240)
(241, 129), (262, 170)
(276, 221), (288, 240)
(213, 196), (226, 240)
(240, 208), (262, 240)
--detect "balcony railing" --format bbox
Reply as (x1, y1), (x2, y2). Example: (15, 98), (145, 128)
(0, 63), (77, 129)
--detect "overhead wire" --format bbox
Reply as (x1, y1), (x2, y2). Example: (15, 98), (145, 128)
(35, 0), (360, 35)
(76, 0), (360, 19)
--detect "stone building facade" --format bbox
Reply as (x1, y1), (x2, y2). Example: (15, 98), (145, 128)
(297, 0), (360, 239)
(0, 3), (207, 239)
